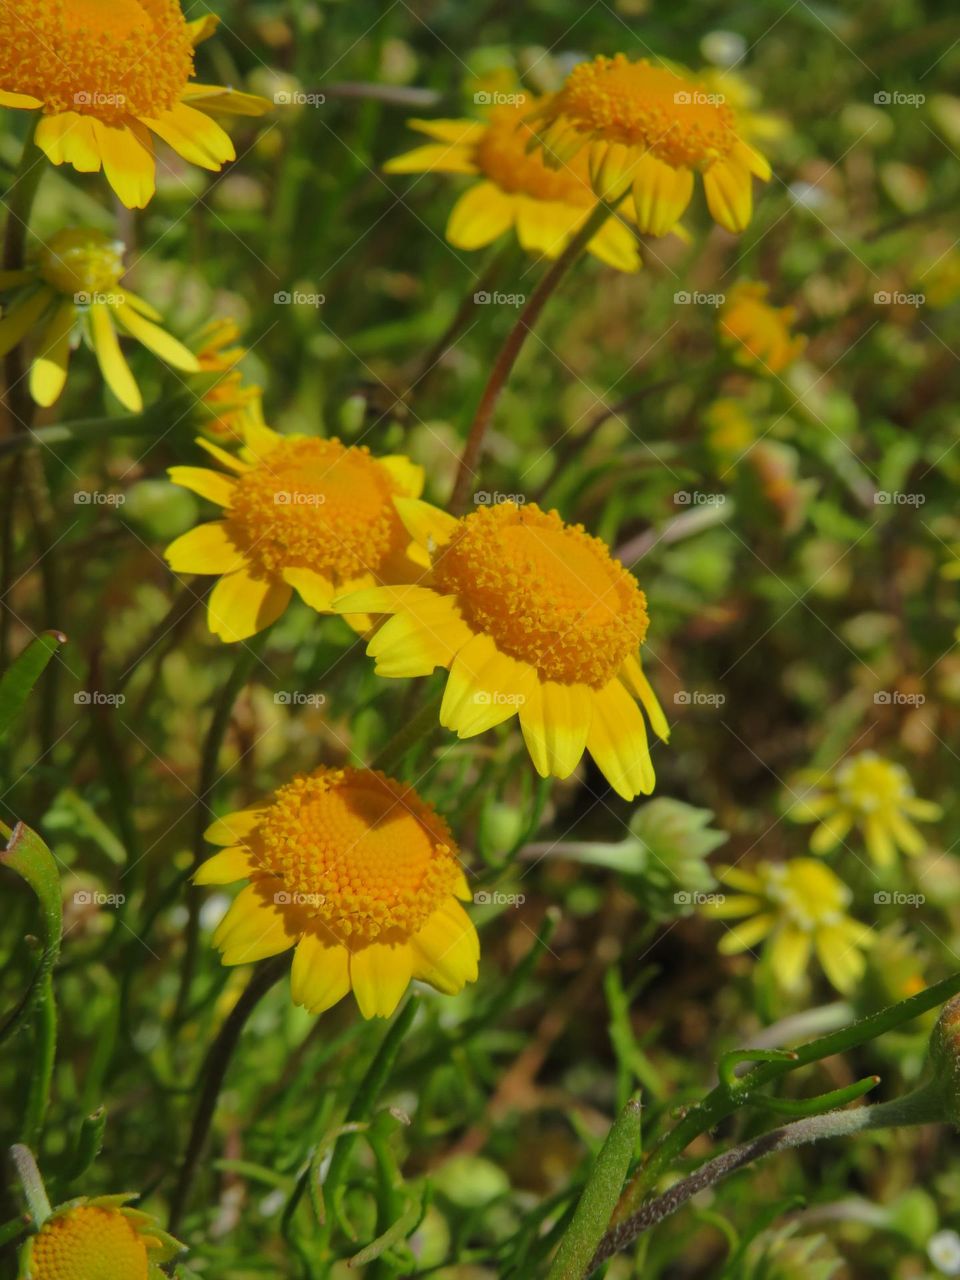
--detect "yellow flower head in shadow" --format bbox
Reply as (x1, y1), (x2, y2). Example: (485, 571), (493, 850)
(705, 858), (873, 994)
(164, 423), (427, 642)
(530, 54), (771, 235)
(789, 750), (942, 868)
(385, 95), (649, 271)
(192, 318), (265, 444)
(334, 498), (669, 801)
(197, 766), (479, 1019)
(0, 2), (270, 208)
(18, 1193), (182, 1280)
(0, 227), (198, 412)
(718, 282), (805, 374)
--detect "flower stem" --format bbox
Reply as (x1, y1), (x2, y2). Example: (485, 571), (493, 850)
(10, 1144), (52, 1229)
(448, 195), (628, 514)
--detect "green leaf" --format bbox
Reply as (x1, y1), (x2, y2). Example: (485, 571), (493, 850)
(0, 631), (66, 744)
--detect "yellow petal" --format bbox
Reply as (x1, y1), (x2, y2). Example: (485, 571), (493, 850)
(703, 159), (753, 233)
(809, 811), (852, 855)
(585, 679), (656, 800)
(383, 143), (477, 175)
(35, 112), (102, 172)
(118, 289), (162, 323)
(89, 119), (155, 209)
(281, 566), (335, 612)
(335, 583), (446, 617)
(0, 90), (43, 109)
(393, 495), (460, 552)
(205, 808), (267, 845)
(114, 302), (199, 371)
(732, 138), (771, 181)
(514, 195), (582, 259)
(350, 943), (413, 1019)
(619, 655), (670, 742)
(815, 924), (866, 994)
(769, 925), (811, 992)
(519, 680), (592, 778)
(410, 899), (479, 994)
(587, 140), (638, 201)
(194, 846), (258, 885)
(196, 437), (249, 473)
(717, 912), (775, 954)
(208, 567), (292, 642)
(30, 300), (76, 406)
(864, 814), (896, 869)
(89, 303), (141, 411)
(447, 182), (515, 249)
(407, 118), (486, 145)
(181, 83), (271, 116)
(291, 933), (351, 1014)
(368, 599), (471, 678)
(379, 454), (424, 498)
(586, 216), (641, 273)
(143, 101), (235, 170)
(186, 14), (220, 45)
(165, 521), (246, 574)
(213, 879), (300, 965)
(0, 289), (53, 358)
(441, 633), (534, 736)
(167, 465), (237, 507)
(631, 154), (694, 237)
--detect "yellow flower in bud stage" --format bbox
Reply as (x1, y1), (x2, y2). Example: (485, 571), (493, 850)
(192, 318), (265, 443)
(788, 751), (942, 868)
(334, 499), (669, 801)
(18, 1193), (182, 1280)
(718, 282), (806, 374)
(705, 858), (873, 994)
(164, 421), (427, 642)
(0, 228), (198, 411)
(196, 766), (479, 1019)
(384, 95), (649, 272)
(0, 1), (270, 209)
(530, 54), (771, 235)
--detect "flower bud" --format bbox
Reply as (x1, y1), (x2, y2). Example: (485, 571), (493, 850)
(928, 995), (960, 1124)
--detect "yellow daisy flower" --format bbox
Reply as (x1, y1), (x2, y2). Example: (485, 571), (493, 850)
(334, 499), (669, 801)
(718, 282), (805, 374)
(384, 96), (645, 271)
(789, 750), (942, 868)
(196, 766), (479, 1019)
(0, 1), (270, 209)
(530, 54), (771, 235)
(192, 318), (265, 444)
(18, 1193), (182, 1279)
(0, 227), (198, 412)
(705, 858), (873, 994)
(164, 422), (427, 642)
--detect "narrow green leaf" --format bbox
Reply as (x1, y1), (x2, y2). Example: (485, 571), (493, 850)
(719, 1048), (799, 1093)
(0, 631), (66, 744)
(750, 1075), (881, 1117)
(347, 1187), (423, 1268)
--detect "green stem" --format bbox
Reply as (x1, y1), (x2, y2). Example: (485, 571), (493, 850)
(21, 973), (56, 1148)
(10, 1144), (52, 1228)
(372, 691), (443, 776)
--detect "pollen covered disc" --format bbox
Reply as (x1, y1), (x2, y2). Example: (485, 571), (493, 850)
(474, 102), (594, 205)
(29, 1205), (150, 1280)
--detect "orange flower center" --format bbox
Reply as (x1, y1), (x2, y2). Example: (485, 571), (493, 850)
(475, 102), (594, 206)
(30, 1206), (149, 1280)
(1, 0), (194, 124)
(38, 228), (125, 297)
(249, 768), (462, 946)
(225, 439), (410, 584)
(551, 55), (738, 171)
(432, 502), (648, 686)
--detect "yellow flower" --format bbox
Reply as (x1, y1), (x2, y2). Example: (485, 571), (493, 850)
(705, 858), (873, 993)
(789, 751), (942, 868)
(384, 96), (645, 271)
(697, 68), (790, 149)
(704, 397), (756, 458)
(18, 1193), (182, 1279)
(718, 282), (805, 374)
(530, 54), (771, 235)
(164, 422), (427, 642)
(0, 2), (270, 209)
(0, 227), (198, 411)
(334, 499), (669, 801)
(196, 766), (479, 1019)
(192, 318), (265, 444)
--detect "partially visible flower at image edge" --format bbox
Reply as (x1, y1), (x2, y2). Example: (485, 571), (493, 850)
(18, 1193), (182, 1280)
(0, 1), (270, 209)
(718, 282), (806, 375)
(196, 766), (479, 1019)
(384, 93), (669, 271)
(334, 498), (669, 801)
(788, 750), (942, 868)
(530, 53), (771, 234)
(703, 857), (873, 994)
(0, 227), (198, 412)
(164, 422), (427, 642)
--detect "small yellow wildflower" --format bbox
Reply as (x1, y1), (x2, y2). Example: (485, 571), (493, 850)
(718, 282), (805, 374)
(0, 1), (270, 208)
(705, 858), (873, 993)
(18, 1193), (182, 1279)
(164, 422), (426, 642)
(0, 228), (198, 412)
(197, 766), (479, 1019)
(334, 498), (669, 800)
(192, 318), (265, 444)
(789, 750), (941, 868)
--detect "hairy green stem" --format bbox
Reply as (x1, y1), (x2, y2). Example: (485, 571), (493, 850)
(10, 1144), (51, 1229)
